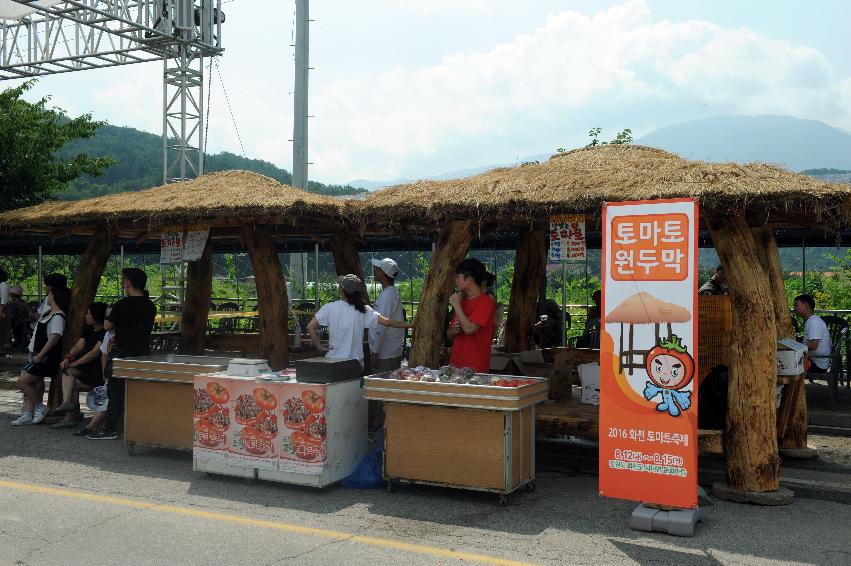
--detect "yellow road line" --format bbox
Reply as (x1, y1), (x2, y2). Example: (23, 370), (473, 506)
(0, 479), (537, 566)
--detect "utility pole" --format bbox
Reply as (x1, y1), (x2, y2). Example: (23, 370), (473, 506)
(292, 0), (309, 189)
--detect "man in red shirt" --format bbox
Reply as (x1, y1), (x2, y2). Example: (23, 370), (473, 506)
(447, 259), (495, 373)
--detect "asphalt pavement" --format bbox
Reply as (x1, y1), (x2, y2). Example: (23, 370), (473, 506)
(1, 390), (849, 565)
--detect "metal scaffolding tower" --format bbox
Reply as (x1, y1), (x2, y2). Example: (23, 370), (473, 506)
(0, 0), (225, 184)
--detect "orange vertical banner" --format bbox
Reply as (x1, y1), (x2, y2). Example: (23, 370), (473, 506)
(599, 199), (699, 509)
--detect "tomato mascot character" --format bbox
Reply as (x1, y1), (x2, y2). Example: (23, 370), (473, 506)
(643, 334), (695, 417)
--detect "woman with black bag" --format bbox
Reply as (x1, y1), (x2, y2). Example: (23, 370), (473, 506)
(12, 286), (71, 426)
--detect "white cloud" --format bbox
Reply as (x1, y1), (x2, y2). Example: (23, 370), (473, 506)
(296, 0), (850, 181)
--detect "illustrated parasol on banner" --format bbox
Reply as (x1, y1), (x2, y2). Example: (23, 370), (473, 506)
(606, 291), (691, 376)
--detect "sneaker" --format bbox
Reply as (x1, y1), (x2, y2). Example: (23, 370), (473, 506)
(86, 430), (119, 440)
(11, 412), (34, 426)
(74, 426), (93, 437)
(32, 404), (49, 425)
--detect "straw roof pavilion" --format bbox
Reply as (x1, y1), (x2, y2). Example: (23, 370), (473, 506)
(356, 144), (851, 230)
(0, 170), (348, 234)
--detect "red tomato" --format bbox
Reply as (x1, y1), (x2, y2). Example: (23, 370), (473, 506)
(301, 389), (326, 414)
(206, 382), (230, 405)
(253, 387), (278, 411)
(645, 334), (695, 390)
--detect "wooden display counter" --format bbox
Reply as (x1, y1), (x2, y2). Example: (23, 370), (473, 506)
(365, 373), (546, 504)
(114, 355), (231, 454)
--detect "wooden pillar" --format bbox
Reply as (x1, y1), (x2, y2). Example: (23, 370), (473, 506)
(180, 238), (213, 355)
(504, 230), (547, 353)
(708, 215), (780, 492)
(49, 228), (116, 407)
(242, 225), (289, 370)
(752, 226), (807, 449)
(330, 235), (368, 299)
(409, 221), (475, 368)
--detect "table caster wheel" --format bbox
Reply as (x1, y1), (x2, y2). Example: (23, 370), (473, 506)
(499, 495), (509, 507)
(386, 482), (395, 493)
(525, 482), (536, 493)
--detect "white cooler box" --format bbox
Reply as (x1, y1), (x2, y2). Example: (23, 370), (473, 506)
(578, 363), (600, 405)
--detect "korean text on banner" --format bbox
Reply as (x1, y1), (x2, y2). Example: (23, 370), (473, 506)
(160, 228), (184, 264)
(183, 226), (210, 262)
(227, 379), (279, 470)
(549, 214), (586, 262)
(599, 199), (698, 509)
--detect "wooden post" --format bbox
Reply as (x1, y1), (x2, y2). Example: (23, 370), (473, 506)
(50, 228), (116, 407)
(180, 238), (213, 355)
(330, 235), (368, 299)
(708, 215), (780, 492)
(409, 221), (475, 368)
(752, 226), (807, 449)
(242, 225), (289, 370)
(504, 230), (547, 353)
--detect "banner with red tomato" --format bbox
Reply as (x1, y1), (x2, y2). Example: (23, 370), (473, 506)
(226, 379), (280, 469)
(279, 384), (328, 474)
(599, 199), (699, 509)
(193, 374), (232, 461)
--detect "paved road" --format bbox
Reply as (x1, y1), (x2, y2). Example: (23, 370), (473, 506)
(0, 398), (849, 565)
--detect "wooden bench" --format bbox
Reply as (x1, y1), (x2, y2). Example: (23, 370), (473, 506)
(535, 394), (723, 454)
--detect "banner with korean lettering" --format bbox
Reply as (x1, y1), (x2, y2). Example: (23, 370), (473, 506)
(160, 228), (184, 264)
(549, 214), (586, 262)
(599, 199), (698, 509)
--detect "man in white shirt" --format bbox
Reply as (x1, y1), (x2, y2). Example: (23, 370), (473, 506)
(369, 258), (405, 372)
(794, 294), (831, 375)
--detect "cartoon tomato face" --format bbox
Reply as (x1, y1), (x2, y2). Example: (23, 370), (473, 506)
(645, 334), (694, 390)
(253, 387), (277, 411)
(206, 382), (229, 405)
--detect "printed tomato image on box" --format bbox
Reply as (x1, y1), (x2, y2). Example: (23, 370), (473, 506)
(279, 385), (328, 474)
(226, 380), (279, 470)
(193, 375), (231, 462)
(600, 199), (699, 510)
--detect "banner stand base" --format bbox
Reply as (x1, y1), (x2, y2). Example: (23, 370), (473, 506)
(630, 504), (701, 537)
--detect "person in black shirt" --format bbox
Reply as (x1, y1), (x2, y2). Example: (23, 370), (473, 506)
(51, 302), (108, 428)
(87, 269), (156, 440)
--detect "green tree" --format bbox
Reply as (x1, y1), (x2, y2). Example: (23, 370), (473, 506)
(0, 80), (114, 211)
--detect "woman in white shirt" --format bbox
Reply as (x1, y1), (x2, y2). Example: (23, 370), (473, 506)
(307, 274), (412, 368)
(13, 286), (70, 426)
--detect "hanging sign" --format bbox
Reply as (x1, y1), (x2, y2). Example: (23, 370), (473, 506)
(183, 226), (210, 261)
(160, 227), (184, 264)
(549, 214), (586, 262)
(599, 198), (698, 509)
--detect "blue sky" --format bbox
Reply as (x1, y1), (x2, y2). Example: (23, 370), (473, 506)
(7, 0), (851, 183)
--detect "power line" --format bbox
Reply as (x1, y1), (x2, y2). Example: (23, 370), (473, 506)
(214, 57), (246, 158)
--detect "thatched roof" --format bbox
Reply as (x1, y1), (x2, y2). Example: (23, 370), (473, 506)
(357, 145), (851, 227)
(0, 170), (346, 231)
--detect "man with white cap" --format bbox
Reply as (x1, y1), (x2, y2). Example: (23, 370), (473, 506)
(369, 258), (406, 372)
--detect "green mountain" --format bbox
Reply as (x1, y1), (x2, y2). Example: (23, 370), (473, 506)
(57, 124), (366, 199)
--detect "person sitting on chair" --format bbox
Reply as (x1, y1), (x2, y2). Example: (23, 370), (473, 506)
(794, 294), (830, 376)
(698, 265), (728, 295)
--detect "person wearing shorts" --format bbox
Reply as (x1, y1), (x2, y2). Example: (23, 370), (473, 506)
(51, 302), (108, 428)
(13, 286), (70, 426)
